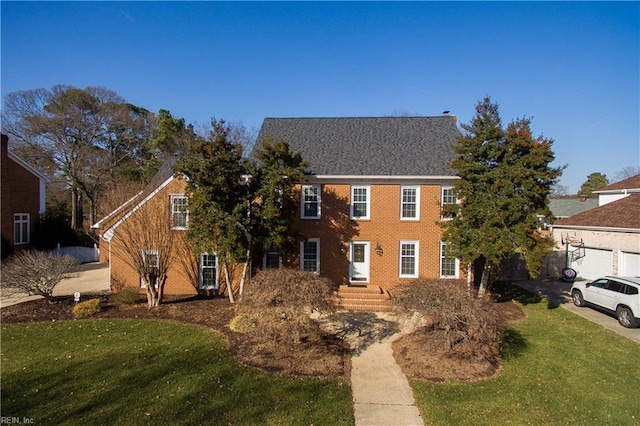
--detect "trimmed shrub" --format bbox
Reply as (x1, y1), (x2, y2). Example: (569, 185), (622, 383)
(237, 268), (336, 343)
(72, 298), (101, 319)
(395, 278), (501, 360)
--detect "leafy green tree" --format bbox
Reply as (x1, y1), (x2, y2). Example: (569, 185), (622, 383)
(176, 122), (307, 302)
(578, 172), (609, 197)
(441, 97), (563, 297)
(176, 119), (249, 303)
(251, 136), (307, 256)
(140, 109), (202, 179)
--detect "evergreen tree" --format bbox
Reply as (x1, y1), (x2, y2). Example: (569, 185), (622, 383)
(441, 97), (563, 297)
(578, 172), (609, 197)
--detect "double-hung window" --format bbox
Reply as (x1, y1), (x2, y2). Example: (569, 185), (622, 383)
(301, 185), (321, 219)
(440, 242), (459, 278)
(200, 253), (219, 290)
(441, 187), (458, 220)
(399, 241), (419, 278)
(141, 250), (160, 288)
(400, 186), (420, 220)
(14, 213), (30, 245)
(301, 239), (320, 273)
(351, 186), (370, 220)
(170, 195), (189, 229)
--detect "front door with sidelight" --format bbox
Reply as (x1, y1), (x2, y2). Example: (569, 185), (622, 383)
(350, 241), (370, 284)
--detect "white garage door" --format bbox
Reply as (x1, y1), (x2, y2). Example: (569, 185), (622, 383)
(570, 248), (613, 280)
(620, 252), (640, 276)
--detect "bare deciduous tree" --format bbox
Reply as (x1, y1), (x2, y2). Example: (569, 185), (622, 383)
(110, 194), (178, 307)
(1, 251), (79, 301)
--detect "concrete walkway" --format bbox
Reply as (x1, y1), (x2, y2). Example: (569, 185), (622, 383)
(351, 333), (424, 426)
(0, 262), (110, 308)
(318, 311), (424, 426)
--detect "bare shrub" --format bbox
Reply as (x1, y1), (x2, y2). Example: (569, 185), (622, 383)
(236, 269), (336, 344)
(1, 251), (79, 301)
(395, 278), (501, 361)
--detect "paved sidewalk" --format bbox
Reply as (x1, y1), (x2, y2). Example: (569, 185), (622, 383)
(1, 262), (110, 308)
(351, 332), (424, 426)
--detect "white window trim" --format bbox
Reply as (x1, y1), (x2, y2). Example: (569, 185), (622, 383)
(350, 185), (371, 220)
(300, 184), (321, 219)
(300, 238), (320, 273)
(262, 251), (283, 269)
(140, 249), (159, 288)
(399, 240), (419, 278)
(170, 194), (189, 230)
(199, 252), (219, 290)
(13, 213), (30, 245)
(400, 186), (420, 221)
(441, 186), (458, 220)
(439, 242), (460, 278)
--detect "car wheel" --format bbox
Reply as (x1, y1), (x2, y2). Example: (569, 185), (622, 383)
(572, 290), (586, 307)
(616, 307), (637, 328)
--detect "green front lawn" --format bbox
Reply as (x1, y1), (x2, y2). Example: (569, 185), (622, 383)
(412, 294), (640, 425)
(1, 319), (353, 425)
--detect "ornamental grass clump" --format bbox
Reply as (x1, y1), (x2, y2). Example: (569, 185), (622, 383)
(72, 298), (101, 319)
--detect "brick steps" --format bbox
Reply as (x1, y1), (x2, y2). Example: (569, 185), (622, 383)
(335, 285), (394, 312)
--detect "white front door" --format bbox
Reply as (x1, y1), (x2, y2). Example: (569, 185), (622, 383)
(350, 241), (370, 283)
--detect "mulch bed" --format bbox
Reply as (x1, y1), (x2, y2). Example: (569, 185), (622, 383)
(1, 293), (524, 383)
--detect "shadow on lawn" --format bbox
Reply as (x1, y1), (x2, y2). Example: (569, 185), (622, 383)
(492, 281), (543, 305)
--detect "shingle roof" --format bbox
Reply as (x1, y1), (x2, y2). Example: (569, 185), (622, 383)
(597, 174), (640, 191)
(554, 193), (640, 230)
(549, 197), (598, 218)
(254, 116), (460, 176)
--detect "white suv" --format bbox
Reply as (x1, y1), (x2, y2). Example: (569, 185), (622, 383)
(571, 276), (640, 328)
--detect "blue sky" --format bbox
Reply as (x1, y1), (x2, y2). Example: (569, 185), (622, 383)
(2, 1), (638, 193)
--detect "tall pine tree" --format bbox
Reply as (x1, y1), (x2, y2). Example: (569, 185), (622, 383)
(441, 97), (563, 297)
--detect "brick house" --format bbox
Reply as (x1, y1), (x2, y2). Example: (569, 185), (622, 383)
(92, 158), (209, 295)
(254, 116), (463, 308)
(1, 133), (49, 258)
(549, 174), (640, 280)
(94, 116), (463, 306)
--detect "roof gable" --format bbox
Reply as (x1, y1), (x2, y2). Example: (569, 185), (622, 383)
(254, 116), (460, 177)
(554, 193), (640, 230)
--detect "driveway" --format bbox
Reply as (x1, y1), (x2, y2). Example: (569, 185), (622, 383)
(0, 262), (110, 308)
(514, 279), (640, 344)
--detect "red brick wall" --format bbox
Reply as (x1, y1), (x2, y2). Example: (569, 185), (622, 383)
(292, 182), (460, 292)
(1, 135), (42, 251)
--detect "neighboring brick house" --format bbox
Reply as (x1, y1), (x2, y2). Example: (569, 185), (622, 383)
(550, 174), (640, 280)
(254, 116), (463, 300)
(1, 133), (49, 258)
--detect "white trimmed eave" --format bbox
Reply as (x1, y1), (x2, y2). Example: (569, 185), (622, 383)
(551, 224), (640, 234)
(594, 188), (640, 195)
(91, 190), (144, 230)
(101, 175), (176, 242)
(306, 175), (459, 184)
